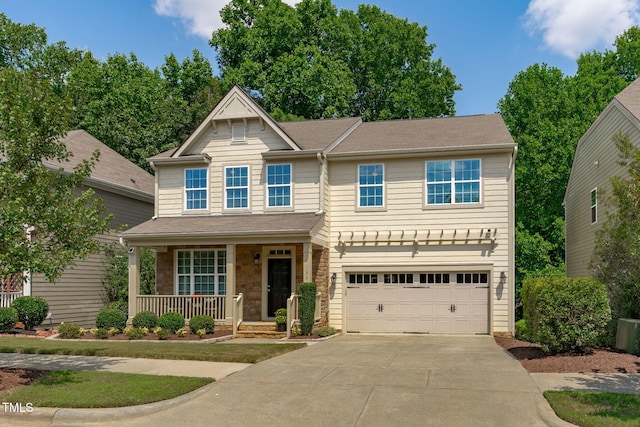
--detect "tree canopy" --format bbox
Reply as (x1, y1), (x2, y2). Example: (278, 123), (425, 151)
(210, 0), (460, 120)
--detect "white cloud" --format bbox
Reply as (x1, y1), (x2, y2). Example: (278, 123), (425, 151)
(154, 0), (299, 39)
(525, 0), (640, 58)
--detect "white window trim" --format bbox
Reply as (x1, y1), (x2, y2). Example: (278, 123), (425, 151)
(184, 167), (209, 211)
(357, 163), (385, 209)
(266, 163), (293, 208)
(425, 159), (482, 206)
(175, 249), (227, 295)
(224, 165), (250, 210)
(591, 187), (598, 224)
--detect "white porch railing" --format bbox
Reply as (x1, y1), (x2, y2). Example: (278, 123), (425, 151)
(286, 292), (321, 338)
(136, 295), (226, 322)
(0, 292), (22, 308)
(232, 293), (243, 337)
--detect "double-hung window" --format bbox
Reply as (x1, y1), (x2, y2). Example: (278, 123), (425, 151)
(225, 166), (249, 209)
(426, 159), (480, 205)
(591, 188), (597, 224)
(358, 164), (384, 207)
(185, 168), (208, 210)
(267, 164), (291, 208)
(176, 250), (227, 295)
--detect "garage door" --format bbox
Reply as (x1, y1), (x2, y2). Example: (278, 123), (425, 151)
(346, 271), (489, 334)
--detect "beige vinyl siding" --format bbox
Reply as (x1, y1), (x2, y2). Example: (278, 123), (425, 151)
(156, 119), (322, 216)
(31, 188), (153, 329)
(565, 106), (640, 277)
(327, 153), (513, 333)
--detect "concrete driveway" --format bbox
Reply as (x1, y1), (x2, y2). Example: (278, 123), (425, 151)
(99, 334), (561, 427)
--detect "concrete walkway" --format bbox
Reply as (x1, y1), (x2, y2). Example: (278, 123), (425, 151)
(0, 335), (575, 427)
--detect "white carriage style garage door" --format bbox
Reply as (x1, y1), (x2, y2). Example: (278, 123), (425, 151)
(346, 271), (490, 334)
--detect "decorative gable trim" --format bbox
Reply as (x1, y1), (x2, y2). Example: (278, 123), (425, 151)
(173, 85), (301, 157)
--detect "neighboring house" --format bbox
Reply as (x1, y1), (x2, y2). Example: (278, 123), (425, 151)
(565, 78), (640, 277)
(122, 86), (517, 335)
(19, 130), (155, 328)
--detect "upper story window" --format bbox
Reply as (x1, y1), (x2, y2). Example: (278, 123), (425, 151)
(185, 168), (208, 210)
(358, 164), (384, 207)
(426, 159), (480, 205)
(225, 166), (249, 209)
(591, 188), (597, 224)
(232, 123), (246, 142)
(267, 164), (292, 208)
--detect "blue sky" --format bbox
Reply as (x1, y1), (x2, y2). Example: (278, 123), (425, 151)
(3, 0), (639, 116)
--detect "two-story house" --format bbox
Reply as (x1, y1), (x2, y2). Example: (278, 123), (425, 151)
(122, 86), (516, 336)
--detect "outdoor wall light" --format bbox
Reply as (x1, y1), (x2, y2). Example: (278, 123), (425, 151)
(331, 272), (337, 286)
(254, 253), (261, 265)
(500, 271), (506, 281)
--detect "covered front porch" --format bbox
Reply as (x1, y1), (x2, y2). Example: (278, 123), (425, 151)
(121, 213), (329, 337)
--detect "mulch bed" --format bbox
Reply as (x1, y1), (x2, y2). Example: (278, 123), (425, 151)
(0, 368), (47, 392)
(71, 329), (233, 341)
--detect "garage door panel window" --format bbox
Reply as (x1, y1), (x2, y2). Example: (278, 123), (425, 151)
(348, 273), (378, 285)
(384, 273), (413, 284)
(456, 273), (488, 285)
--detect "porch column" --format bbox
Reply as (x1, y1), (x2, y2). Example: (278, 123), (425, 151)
(303, 242), (313, 283)
(225, 244), (235, 324)
(127, 247), (140, 324)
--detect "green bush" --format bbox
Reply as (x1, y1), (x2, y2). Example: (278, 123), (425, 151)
(0, 307), (18, 333)
(522, 277), (611, 354)
(313, 326), (336, 337)
(156, 328), (171, 340)
(158, 312), (185, 333)
(189, 315), (214, 334)
(125, 327), (145, 340)
(95, 307), (127, 332)
(514, 319), (534, 342)
(11, 296), (49, 330)
(299, 282), (316, 336)
(92, 328), (109, 339)
(132, 311), (158, 329)
(58, 323), (83, 339)
(106, 301), (128, 317)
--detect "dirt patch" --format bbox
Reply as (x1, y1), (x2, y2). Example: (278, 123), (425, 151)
(0, 368), (47, 392)
(495, 336), (640, 374)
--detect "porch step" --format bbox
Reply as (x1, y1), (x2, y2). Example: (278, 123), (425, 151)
(236, 321), (286, 339)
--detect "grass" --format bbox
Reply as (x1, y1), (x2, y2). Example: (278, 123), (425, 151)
(545, 391), (640, 426)
(0, 337), (306, 363)
(0, 370), (213, 408)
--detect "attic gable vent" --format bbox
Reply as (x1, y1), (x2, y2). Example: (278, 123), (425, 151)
(232, 122), (246, 143)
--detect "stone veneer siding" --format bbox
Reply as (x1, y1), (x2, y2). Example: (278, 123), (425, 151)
(235, 244), (263, 321)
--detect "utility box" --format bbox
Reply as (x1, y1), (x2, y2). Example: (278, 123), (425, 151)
(615, 318), (640, 355)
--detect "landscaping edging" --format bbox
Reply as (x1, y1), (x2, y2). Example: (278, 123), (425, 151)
(48, 333), (235, 344)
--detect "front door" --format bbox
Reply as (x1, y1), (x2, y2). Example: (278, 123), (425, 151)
(268, 258), (291, 317)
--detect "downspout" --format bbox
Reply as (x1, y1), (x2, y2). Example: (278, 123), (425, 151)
(316, 152), (326, 214)
(508, 145), (518, 335)
(150, 161), (159, 218)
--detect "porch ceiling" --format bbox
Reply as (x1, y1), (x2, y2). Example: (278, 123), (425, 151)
(121, 212), (326, 246)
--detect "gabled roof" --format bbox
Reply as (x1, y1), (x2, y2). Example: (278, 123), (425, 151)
(172, 85), (301, 157)
(328, 114), (515, 156)
(45, 130), (154, 199)
(614, 77), (640, 121)
(278, 117), (362, 151)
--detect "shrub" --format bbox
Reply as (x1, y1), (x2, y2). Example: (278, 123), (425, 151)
(196, 328), (207, 338)
(313, 326), (336, 337)
(91, 328), (109, 339)
(156, 328), (171, 340)
(95, 308), (127, 332)
(514, 319), (534, 342)
(158, 312), (185, 333)
(176, 327), (187, 337)
(107, 327), (119, 336)
(11, 296), (49, 330)
(105, 301), (128, 317)
(275, 308), (287, 318)
(58, 323), (84, 339)
(189, 315), (214, 334)
(125, 327), (145, 340)
(299, 282), (316, 336)
(0, 307), (18, 333)
(522, 277), (610, 354)
(132, 311), (158, 329)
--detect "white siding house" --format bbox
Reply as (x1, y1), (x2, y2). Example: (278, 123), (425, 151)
(123, 86), (516, 335)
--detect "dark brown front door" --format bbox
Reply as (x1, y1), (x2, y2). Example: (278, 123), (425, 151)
(268, 258), (291, 317)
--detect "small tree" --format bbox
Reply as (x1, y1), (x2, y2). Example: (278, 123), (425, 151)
(592, 132), (640, 337)
(102, 245), (156, 306)
(299, 282), (316, 336)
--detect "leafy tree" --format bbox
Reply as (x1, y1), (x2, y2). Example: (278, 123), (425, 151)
(211, 0), (460, 120)
(592, 132), (640, 323)
(102, 246), (156, 305)
(0, 68), (111, 282)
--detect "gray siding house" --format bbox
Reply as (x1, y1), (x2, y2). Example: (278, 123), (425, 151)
(26, 130), (154, 328)
(565, 78), (640, 277)
(123, 86), (517, 336)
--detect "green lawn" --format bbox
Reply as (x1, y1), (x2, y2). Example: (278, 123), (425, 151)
(0, 370), (213, 408)
(545, 391), (640, 426)
(0, 338), (306, 363)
